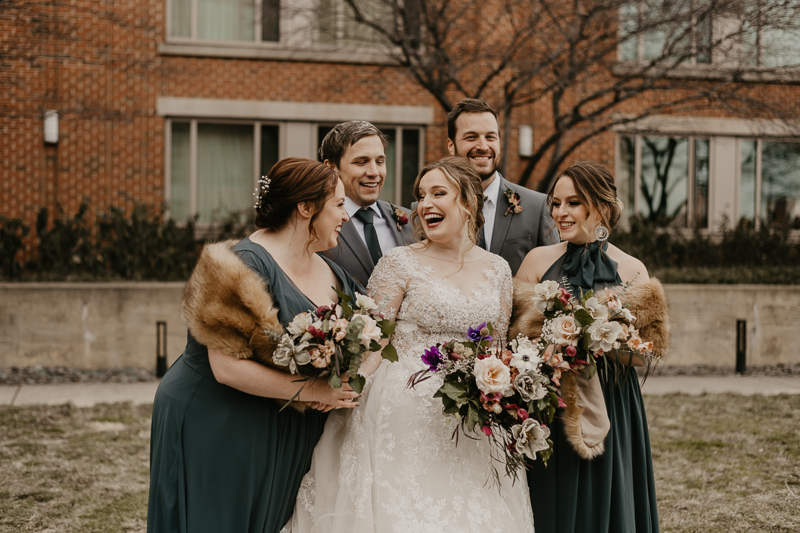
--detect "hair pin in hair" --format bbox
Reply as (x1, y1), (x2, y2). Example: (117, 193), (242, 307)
(253, 175), (271, 209)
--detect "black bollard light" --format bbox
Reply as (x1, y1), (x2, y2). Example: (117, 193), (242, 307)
(735, 319), (747, 374)
(156, 321), (168, 378)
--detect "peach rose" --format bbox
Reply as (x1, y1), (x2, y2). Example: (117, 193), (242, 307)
(551, 315), (581, 346)
(357, 315), (382, 348)
(473, 357), (512, 395)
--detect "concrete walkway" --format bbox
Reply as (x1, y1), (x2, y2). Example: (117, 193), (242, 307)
(1, 375), (799, 407)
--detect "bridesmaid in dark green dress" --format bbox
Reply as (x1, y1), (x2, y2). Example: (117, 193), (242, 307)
(148, 158), (364, 533)
(516, 161), (661, 533)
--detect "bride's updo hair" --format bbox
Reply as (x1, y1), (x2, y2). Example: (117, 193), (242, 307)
(411, 156), (485, 245)
(254, 157), (339, 242)
(549, 160), (623, 231)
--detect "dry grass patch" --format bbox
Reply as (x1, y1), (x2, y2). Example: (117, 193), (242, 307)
(0, 403), (150, 533)
(0, 395), (798, 532)
(645, 393), (800, 533)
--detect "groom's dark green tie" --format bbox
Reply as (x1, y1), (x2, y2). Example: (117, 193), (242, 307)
(354, 208), (383, 265)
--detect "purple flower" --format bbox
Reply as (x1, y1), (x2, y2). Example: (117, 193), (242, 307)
(467, 322), (493, 343)
(421, 345), (444, 372)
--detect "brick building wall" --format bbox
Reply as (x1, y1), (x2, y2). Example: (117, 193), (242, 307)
(3, 0), (800, 261)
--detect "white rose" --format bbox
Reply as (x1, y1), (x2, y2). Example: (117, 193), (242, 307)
(357, 315), (382, 348)
(583, 297), (609, 321)
(587, 320), (625, 353)
(473, 357), (512, 395)
(355, 293), (377, 311)
(550, 315), (581, 347)
(286, 312), (313, 336)
(532, 280), (561, 313)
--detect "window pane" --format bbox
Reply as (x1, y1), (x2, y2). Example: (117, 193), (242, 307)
(343, 0), (390, 47)
(401, 129), (420, 208)
(695, 11), (712, 64)
(639, 136), (688, 226)
(317, 126), (334, 161)
(170, 122), (191, 221)
(761, 141), (800, 226)
(618, 136), (636, 227)
(318, 0), (337, 45)
(618, 2), (639, 61)
(694, 139), (709, 228)
(260, 125), (280, 178)
(380, 129), (396, 204)
(198, 0), (255, 41)
(761, 27), (800, 68)
(262, 0), (280, 42)
(196, 124), (254, 223)
(171, 0), (191, 38)
(740, 140), (757, 220)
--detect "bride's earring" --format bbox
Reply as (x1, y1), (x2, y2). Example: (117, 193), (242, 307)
(594, 224), (609, 241)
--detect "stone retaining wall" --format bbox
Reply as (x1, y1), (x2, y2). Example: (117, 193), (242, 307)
(1, 283), (798, 370)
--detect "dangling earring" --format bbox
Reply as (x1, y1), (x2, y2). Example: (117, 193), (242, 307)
(594, 224), (609, 241)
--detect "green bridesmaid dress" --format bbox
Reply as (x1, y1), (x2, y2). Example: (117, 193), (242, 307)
(528, 241), (660, 533)
(147, 238), (364, 533)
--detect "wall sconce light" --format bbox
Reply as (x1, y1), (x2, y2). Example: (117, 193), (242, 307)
(43, 110), (59, 144)
(518, 125), (533, 158)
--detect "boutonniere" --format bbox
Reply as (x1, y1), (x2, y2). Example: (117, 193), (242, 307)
(390, 203), (409, 231)
(503, 186), (523, 216)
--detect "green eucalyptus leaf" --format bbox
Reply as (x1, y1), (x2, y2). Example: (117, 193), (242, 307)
(378, 319), (396, 337)
(381, 343), (398, 362)
(328, 373), (342, 389)
(349, 374), (366, 394)
(573, 308), (594, 327)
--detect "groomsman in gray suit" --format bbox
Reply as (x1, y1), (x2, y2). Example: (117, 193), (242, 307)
(447, 98), (559, 275)
(320, 121), (415, 288)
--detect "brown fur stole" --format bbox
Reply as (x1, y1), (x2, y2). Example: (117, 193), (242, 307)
(510, 278), (671, 459)
(182, 240), (307, 411)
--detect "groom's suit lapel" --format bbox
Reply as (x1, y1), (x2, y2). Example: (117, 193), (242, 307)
(378, 200), (407, 247)
(338, 219), (374, 273)
(490, 175), (514, 254)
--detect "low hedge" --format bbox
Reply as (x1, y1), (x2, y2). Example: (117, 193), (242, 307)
(2, 206), (798, 283)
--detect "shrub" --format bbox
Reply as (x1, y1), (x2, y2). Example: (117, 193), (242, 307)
(27, 200), (98, 277)
(0, 216), (30, 280)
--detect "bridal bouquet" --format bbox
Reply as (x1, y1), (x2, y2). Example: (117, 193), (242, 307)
(408, 323), (562, 480)
(530, 280), (654, 385)
(272, 290), (397, 396)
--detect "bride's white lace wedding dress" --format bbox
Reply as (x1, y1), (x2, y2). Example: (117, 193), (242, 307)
(286, 246), (535, 533)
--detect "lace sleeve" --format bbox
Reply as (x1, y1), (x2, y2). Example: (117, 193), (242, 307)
(367, 248), (409, 321)
(359, 248), (409, 376)
(494, 257), (513, 347)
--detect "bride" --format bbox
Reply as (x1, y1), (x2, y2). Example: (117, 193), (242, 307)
(287, 156), (534, 532)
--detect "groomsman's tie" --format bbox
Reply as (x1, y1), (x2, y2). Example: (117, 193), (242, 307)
(477, 226), (487, 250)
(354, 208), (383, 264)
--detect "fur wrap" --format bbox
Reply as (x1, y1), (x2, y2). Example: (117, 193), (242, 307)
(182, 240), (307, 411)
(509, 278), (671, 459)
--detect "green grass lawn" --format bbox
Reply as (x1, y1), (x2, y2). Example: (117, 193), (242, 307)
(0, 394), (798, 532)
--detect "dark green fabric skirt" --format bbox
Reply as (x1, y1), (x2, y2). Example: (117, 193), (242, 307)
(147, 352), (327, 533)
(527, 366), (659, 533)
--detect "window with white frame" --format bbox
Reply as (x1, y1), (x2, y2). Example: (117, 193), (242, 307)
(739, 139), (800, 227)
(618, 135), (710, 228)
(168, 120), (279, 223)
(167, 0), (389, 48)
(167, 119), (424, 224)
(619, 0), (712, 64)
(169, 0), (281, 42)
(618, 0), (800, 68)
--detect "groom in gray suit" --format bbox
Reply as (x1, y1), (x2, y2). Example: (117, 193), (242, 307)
(320, 121), (415, 288)
(447, 98), (559, 275)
